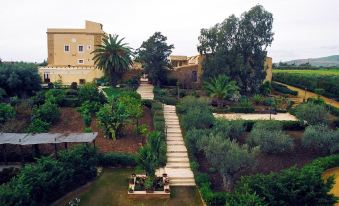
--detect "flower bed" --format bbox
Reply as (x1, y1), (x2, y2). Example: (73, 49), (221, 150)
(128, 174), (170, 198)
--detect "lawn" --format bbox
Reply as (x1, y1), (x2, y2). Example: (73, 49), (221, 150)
(273, 69), (339, 76)
(56, 168), (204, 206)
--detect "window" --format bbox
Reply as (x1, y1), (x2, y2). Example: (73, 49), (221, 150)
(43, 72), (50, 83)
(78, 59), (84, 64)
(64, 45), (70, 52)
(79, 79), (86, 84)
(78, 45), (84, 52)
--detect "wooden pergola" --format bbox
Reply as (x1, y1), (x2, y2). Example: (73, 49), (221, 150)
(0, 133), (98, 165)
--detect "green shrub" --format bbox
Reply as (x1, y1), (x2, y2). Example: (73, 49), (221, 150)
(141, 99), (153, 108)
(45, 89), (66, 106)
(195, 172), (210, 187)
(81, 112), (92, 127)
(182, 107), (215, 130)
(271, 82), (298, 95)
(78, 83), (106, 104)
(177, 96), (210, 114)
(156, 96), (178, 105)
(0, 146), (97, 205)
(0, 88), (6, 100)
(0, 62), (41, 97)
(252, 94), (265, 105)
(185, 129), (211, 155)
(61, 97), (79, 107)
(0, 167), (19, 185)
(83, 127), (92, 133)
(230, 106), (255, 113)
(294, 102), (329, 125)
(247, 121), (294, 154)
(0, 103), (15, 123)
(236, 164), (337, 206)
(97, 152), (137, 167)
(32, 101), (60, 124)
(212, 120), (245, 141)
(302, 125), (339, 155)
(27, 118), (50, 133)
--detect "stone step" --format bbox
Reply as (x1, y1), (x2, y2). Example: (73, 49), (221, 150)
(167, 136), (183, 140)
(169, 179), (196, 186)
(166, 162), (190, 168)
(167, 152), (188, 158)
(168, 145), (187, 152)
(168, 157), (189, 163)
(167, 140), (185, 145)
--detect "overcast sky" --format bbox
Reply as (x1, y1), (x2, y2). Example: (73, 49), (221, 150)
(1, 0), (339, 63)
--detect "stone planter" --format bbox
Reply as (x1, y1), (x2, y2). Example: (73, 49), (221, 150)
(128, 174), (170, 198)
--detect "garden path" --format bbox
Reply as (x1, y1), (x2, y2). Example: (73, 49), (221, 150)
(137, 78), (154, 100)
(214, 112), (298, 121)
(156, 105), (196, 186)
(274, 82), (339, 108)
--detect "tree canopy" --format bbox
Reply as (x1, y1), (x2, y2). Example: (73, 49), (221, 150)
(92, 34), (134, 85)
(198, 5), (274, 94)
(136, 32), (174, 86)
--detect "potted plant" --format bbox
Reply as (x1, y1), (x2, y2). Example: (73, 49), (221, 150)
(162, 173), (167, 177)
(131, 173), (136, 177)
(129, 178), (135, 184)
(164, 178), (170, 185)
(145, 177), (154, 193)
(128, 187), (134, 193)
(165, 188), (170, 193)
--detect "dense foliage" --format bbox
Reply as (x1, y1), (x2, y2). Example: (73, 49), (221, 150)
(197, 5), (274, 94)
(78, 83), (106, 104)
(236, 161), (338, 206)
(271, 82), (298, 95)
(302, 125), (339, 155)
(247, 121), (294, 154)
(0, 62), (41, 97)
(0, 146), (97, 206)
(92, 34), (134, 85)
(0, 103), (15, 123)
(136, 32), (174, 86)
(204, 75), (239, 107)
(294, 102), (329, 125)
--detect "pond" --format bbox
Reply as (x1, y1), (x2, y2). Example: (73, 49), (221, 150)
(323, 167), (339, 206)
(55, 168), (204, 206)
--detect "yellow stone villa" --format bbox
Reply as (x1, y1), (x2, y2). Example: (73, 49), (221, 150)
(168, 55), (272, 83)
(39, 20), (272, 86)
(38, 21), (105, 85)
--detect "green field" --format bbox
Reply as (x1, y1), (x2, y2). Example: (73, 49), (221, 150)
(273, 69), (339, 76)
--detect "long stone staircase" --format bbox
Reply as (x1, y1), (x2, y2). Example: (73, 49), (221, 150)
(162, 105), (195, 186)
(136, 78), (154, 100)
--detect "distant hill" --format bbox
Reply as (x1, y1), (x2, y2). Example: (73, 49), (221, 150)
(283, 55), (339, 67)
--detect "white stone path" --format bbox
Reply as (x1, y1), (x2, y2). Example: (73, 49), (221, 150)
(214, 112), (298, 121)
(137, 79), (195, 186)
(157, 105), (196, 186)
(137, 78), (154, 100)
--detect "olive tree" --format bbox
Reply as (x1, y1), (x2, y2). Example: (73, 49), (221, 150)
(198, 134), (258, 191)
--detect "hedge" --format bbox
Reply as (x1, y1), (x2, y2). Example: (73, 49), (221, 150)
(271, 82), (298, 95)
(242, 120), (305, 131)
(273, 72), (339, 100)
(98, 152), (137, 167)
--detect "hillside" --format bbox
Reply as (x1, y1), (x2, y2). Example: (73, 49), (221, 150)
(283, 55), (339, 67)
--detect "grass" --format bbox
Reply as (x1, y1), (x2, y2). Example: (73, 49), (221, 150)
(273, 69), (339, 76)
(56, 168), (203, 206)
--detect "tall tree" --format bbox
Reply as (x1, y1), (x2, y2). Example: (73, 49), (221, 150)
(198, 5), (274, 94)
(136, 32), (174, 86)
(92, 34), (133, 86)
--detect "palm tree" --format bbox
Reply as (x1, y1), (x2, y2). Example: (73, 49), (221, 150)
(204, 75), (239, 107)
(92, 34), (134, 85)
